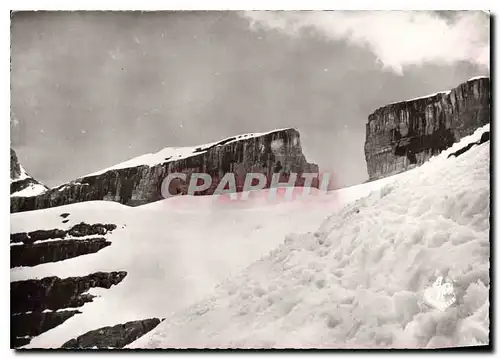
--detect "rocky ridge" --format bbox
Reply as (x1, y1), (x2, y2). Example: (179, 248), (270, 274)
(10, 148), (48, 197)
(11, 128), (319, 213)
(364, 77), (490, 181)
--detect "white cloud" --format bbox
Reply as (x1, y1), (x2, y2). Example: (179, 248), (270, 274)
(240, 11), (490, 74)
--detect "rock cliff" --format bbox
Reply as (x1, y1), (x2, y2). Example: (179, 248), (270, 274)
(11, 128), (319, 213)
(10, 148), (48, 197)
(60, 318), (163, 349)
(364, 77), (490, 181)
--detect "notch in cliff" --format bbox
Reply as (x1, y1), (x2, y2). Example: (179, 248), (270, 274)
(11, 148), (48, 197)
(364, 76), (490, 181)
(11, 128), (319, 213)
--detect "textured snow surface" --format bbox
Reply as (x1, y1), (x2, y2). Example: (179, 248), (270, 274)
(129, 125), (490, 349)
(12, 185), (374, 349)
(388, 75), (488, 106)
(11, 125), (489, 349)
(84, 128), (295, 177)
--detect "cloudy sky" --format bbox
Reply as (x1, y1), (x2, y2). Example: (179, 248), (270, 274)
(11, 11), (489, 188)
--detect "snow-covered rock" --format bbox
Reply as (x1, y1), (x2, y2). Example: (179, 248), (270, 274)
(365, 77), (490, 181)
(127, 124), (490, 349)
(10, 148), (49, 197)
(11, 128), (319, 213)
(10, 124), (490, 349)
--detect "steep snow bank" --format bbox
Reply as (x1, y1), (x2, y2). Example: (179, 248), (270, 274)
(129, 125), (490, 349)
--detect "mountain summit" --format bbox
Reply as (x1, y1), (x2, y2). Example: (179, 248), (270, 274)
(10, 148), (48, 197)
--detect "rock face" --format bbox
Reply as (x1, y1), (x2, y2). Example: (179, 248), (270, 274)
(10, 222), (117, 245)
(11, 271), (127, 349)
(10, 218), (123, 349)
(11, 310), (81, 349)
(11, 148), (22, 179)
(10, 221), (117, 268)
(11, 128), (319, 213)
(61, 318), (163, 349)
(11, 271), (127, 314)
(10, 238), (112, 268)
(364, 77), (490, 181)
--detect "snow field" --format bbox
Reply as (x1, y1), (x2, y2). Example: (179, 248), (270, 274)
(12, 187), (353, 348)
(129, 125), (490, 349)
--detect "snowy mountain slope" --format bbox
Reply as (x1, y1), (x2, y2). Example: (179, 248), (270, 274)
(127, 124), (490, 349)
(387, 76), (488, 105)
(11, 124), (489, 349)
(12, 180), (394, 349)
(11, 180), (48, 197)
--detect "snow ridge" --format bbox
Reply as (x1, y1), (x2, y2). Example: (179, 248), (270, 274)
(84, 128), (296, 178)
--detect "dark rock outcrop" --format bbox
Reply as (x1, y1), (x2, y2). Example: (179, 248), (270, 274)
(11, 148), (22, 180)
(11, 271), (128, 349)
(11, 310), (81, 348)
(11, 229), (66, 244)
(11, 128), (319, 213)
(68, 223), (117, 237)
(11, 271), (127, 313)
(10, 222), (117, 245)
(364, 77), (490, 181)
(60, 318), (163, 349)
(11, 238), (112, 268)
(10, 148), (49, 196)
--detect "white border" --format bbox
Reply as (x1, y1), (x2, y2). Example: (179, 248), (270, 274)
(2, 1), (497, 358)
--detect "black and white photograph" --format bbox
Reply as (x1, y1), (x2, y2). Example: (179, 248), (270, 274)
(9, 8), (491, 350)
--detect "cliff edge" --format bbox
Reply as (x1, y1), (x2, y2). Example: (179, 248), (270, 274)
(364, 77), (490, 181)
(11, 128), (319, 213)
